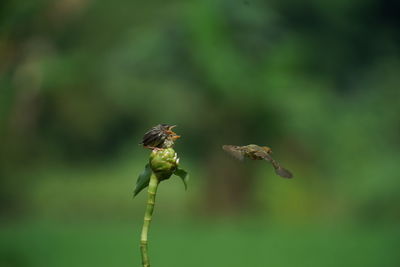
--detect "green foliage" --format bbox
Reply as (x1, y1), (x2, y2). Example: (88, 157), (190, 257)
(174, 168), (189, 190)
(1, 0), (399, 225)
(134, 149), (189, 197)
(1, 221), (399, 267)
(133, 164), (151, 197)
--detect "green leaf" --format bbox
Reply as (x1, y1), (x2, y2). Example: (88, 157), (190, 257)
(134, 164), (152, 197)
(174, 168), (189, 190)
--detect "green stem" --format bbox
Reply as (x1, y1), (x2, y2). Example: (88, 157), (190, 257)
(140, 172), (159, 267)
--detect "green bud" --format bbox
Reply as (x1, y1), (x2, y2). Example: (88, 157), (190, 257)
(149, 148), (179, 181)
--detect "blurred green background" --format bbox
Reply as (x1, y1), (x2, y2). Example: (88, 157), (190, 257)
(1, 0), (399, 266)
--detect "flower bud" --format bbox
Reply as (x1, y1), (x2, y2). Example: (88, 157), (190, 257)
(149, 148), (179, 181)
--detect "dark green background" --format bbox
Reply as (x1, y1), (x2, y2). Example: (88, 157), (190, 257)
(1, 0), (399, 266)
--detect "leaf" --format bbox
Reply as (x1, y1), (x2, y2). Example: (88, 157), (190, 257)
(133, 164), (152, 197)
(174, 168), (189, 190)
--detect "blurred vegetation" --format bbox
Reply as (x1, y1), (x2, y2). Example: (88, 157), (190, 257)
(1, 0), (399, 266)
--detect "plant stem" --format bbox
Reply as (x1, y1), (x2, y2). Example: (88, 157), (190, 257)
(140, 172), (159, 267)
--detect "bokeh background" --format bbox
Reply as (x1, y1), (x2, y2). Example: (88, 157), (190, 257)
(1, 0), (399, 266)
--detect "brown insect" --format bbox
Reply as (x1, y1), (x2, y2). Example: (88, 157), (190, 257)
(222, 144), (293, 178)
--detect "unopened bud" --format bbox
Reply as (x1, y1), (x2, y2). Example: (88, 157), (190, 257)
(149, 148), (179, 181)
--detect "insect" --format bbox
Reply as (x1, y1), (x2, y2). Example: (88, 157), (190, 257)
(222, 144), (293, 178)
(140, 124), (180, 149)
